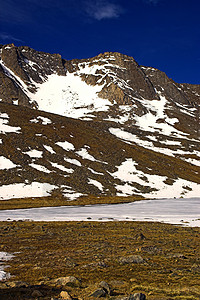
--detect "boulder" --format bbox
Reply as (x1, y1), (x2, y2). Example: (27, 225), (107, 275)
(6, 281), (29, 288)
(60, 290), (72, 299)
(31, 290), (43, 297)
(51, 276), (81, 287)
(99, 281), (112, 295)
(132, 293), (146, 300)
(90, 288), (106, 298)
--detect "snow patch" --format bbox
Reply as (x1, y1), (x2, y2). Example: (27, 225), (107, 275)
(88, 179), (103, 191)
(50, 162), (74, 173)
(24, 149), (43, 158)
(43, 145), (55, 154)
(30, 73), (111, 119)
(77, 148), (96, 161)
(0, 182), (56, 200)
(0, 156), (17, 170)
(0, 113), (21, 133)
(64, 158), (81, 167)
(56, 141), (75, 151)
(30, 116), (52, 125)
(30, 163), (51, 173)
(0, 252), (14, 281)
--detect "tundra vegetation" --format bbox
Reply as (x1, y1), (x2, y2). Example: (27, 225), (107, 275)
(0, 220), (199, 299)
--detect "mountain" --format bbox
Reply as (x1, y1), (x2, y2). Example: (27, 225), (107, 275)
(0, 44), (199, 204)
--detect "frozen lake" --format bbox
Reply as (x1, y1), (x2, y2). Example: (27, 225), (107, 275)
(0, 197), (199, 226)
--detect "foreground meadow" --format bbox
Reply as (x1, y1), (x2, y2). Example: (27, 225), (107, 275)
(0, 220), (199, 299)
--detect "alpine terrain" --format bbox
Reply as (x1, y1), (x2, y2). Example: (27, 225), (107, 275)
(0, 43), (199, 204)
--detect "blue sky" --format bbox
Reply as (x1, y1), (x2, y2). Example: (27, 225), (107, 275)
(0, 0), (200, 84)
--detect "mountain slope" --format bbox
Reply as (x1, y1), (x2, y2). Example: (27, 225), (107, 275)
(0, 44), (199, 204)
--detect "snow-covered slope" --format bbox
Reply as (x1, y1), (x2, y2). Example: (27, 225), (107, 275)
(0, 102), (199, 202)
(0, 44), (199, 203)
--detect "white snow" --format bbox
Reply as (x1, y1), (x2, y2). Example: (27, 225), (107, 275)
(30, 116), (52, 125)
(56, 141), (75, 151)
(0, 252), (14, 281)
(31, 73), (111, 119)
(109, 127), (200, 164)
(13, 99), (19, 105)
(64, 158), (81, 167)
(88, 179), (103, 191)
(111, 158), (200, 198)
(0, 182), (56, 200)
(43, 145), (55, 154)
(30, 163), (51, 173)
(88, 168), (104, 175)
(50, 162), (74, 173)
(62, 187), (84, 200)
(77, 148), (96, 161)
(24, 149), (43, 158)
(133, 94), (189, 138)
(0, 198), (199, 227)
(0, 156), (17, 169)
(0, 113), (21, 133)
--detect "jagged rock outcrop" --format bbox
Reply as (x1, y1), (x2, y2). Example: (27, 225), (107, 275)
(1, 44), (199, 111)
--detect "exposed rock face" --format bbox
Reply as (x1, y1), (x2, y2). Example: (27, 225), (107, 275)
(1, 44), (199, 112)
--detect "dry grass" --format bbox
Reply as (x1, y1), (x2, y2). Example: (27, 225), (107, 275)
(0, 220), (199, 299)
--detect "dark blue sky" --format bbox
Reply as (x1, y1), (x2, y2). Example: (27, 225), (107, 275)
(0, 0), (200, 84)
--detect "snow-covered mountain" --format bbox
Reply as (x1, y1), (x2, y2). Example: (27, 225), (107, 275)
(0, 44), (199, 202)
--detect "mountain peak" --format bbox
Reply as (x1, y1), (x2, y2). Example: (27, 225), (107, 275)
(0, 45), (199, 202)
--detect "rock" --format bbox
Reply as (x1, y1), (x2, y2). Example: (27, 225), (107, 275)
(172, 253), (187, 259)
(51, 276), (81, 287)
(135, 233), (146, 240)
(60, 290), (72, 299)
(99, 281), (112, 295)
(6, 281), (29, 288)
(31, 290), (43, 297)
(119, 255), (144, 265)
(110, 280), (126, 287)
(132, 293), (146, 300)
(64, 258), (78, 268)
(90, 288), (107, 298)
(136, 246), (160, 254)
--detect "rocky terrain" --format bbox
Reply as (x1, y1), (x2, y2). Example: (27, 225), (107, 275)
(0, 43), (199, 204)
(0, 221), (199, 299)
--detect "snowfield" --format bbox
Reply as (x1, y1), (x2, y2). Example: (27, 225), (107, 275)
(31, 73), (111, 118)
(0, 182), (56, 200)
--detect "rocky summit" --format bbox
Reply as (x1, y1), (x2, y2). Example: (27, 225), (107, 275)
(0, 43), (199, 203)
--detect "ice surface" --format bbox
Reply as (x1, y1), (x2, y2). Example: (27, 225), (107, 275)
(0, 198), (199, 227)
